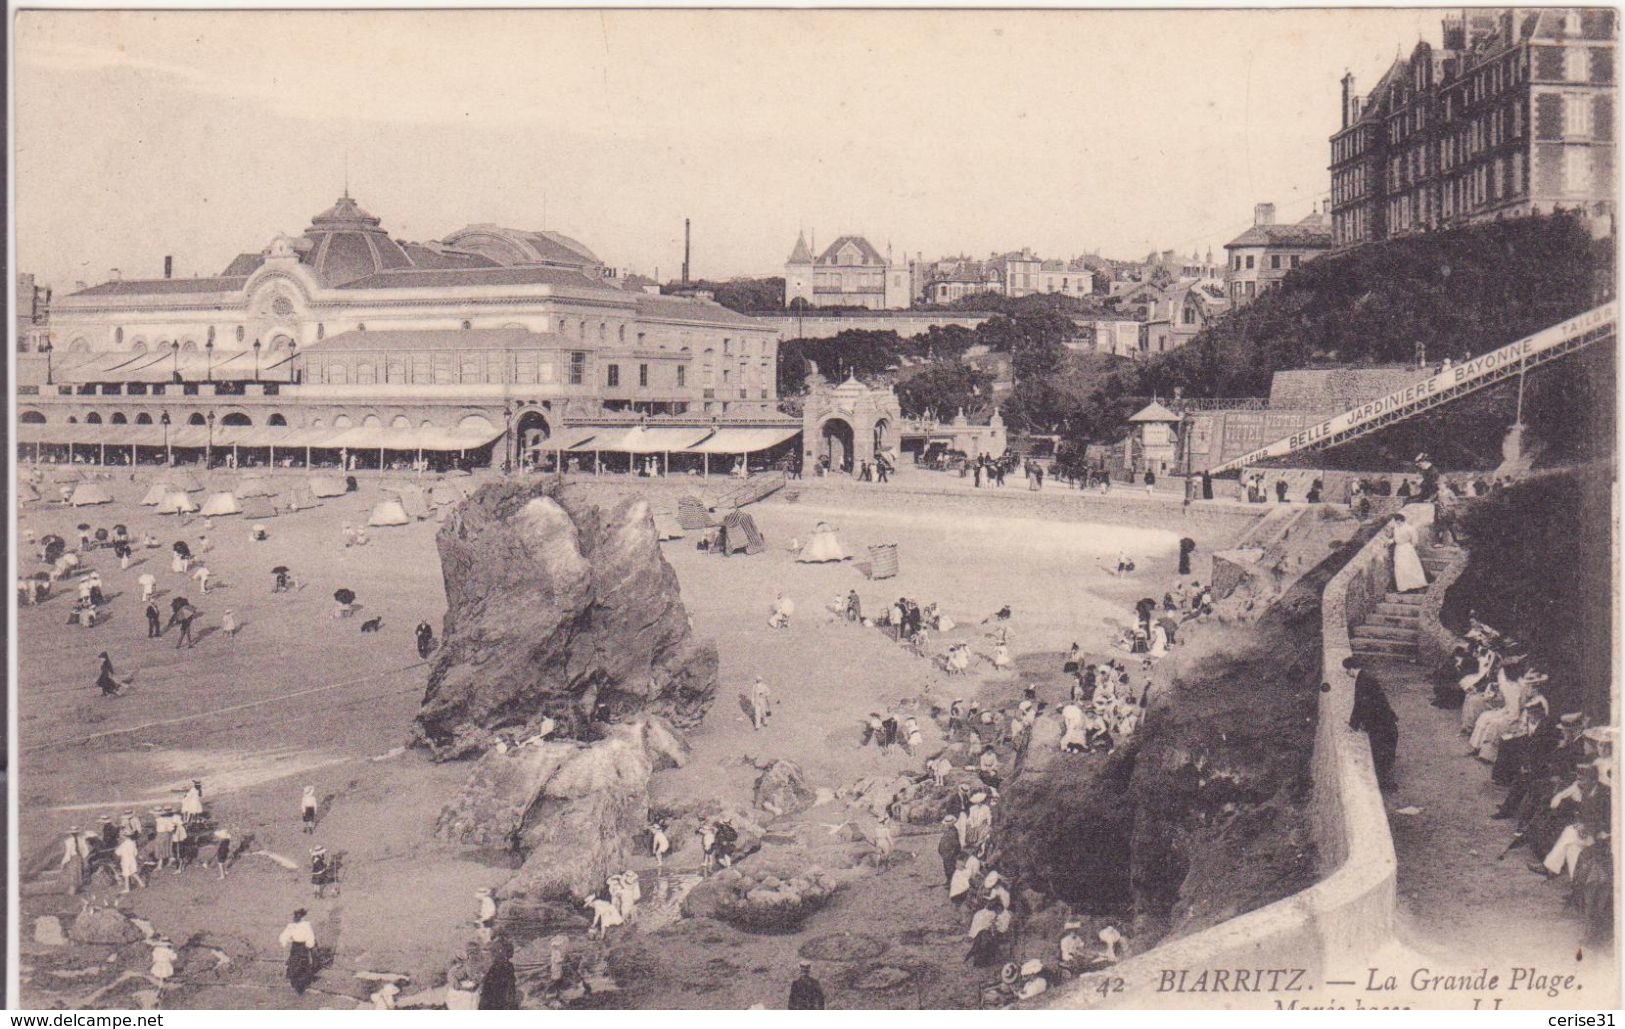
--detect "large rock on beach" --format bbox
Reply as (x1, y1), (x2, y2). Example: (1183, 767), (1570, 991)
(69, 907), (141, 945)
(415, 480), (718, 758)
(753, 759), (816, 816)
(437, 719), (685, 900)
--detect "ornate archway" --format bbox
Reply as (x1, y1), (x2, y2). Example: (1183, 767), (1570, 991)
(819, 418), (855, 473)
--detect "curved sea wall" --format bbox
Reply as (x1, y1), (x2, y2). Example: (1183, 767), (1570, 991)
(1045, 521), (1399, 1009)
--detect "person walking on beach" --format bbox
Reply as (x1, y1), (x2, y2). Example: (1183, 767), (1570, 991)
(116, 831), (145, 892)
(145, 602), (162, 638)
(192, 564), (211, 594)
(749, 677), (773, 730)
(301, 786), (319, 833)
(170, 602), (198, 649)
(279, 909), (318, 996)
(97, 652), (129, 697)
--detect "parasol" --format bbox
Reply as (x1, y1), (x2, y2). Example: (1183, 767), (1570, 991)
(77, 523), (91, 532)
(31, 571), (51, 581)
(333, 588), (356, 605)
(272, 566), (291, 575)
(170, 596), (190, 613)
(113, 524), (128, 535)
(94, 528), (109, 542)
(40, 534), (64, 548)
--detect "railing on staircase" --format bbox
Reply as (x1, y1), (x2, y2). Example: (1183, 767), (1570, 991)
(1212, 302), (1618, 474)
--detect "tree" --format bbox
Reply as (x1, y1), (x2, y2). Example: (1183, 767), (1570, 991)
(895, 362), (992, 420)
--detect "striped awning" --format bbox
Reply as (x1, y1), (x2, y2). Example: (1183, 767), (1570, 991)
(15, 421), (501, 453)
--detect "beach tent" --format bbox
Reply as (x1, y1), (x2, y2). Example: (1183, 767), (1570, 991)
(285, 486), (320, 511)
(367, 498), (412, 527)
(653, 511), (686, 541)
(68, 483), (113, 506)
(389, 487), (432, 521)
(677, 495), (714, 530)
(236, 477), (276, 498)
(199, 492), (243, 517)
(430, 483), (467, 506)
(309, 476), (348, 499)
(717, 511), (765, 555)
(156, 491), (198, 515)
(139, 482), (173, 506)
(796, 522), (849, 563)
(240, 496), (279, 520)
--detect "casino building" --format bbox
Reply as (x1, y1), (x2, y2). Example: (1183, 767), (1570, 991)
(18, 194), (797, 472)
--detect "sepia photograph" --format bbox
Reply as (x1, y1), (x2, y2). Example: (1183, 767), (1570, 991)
(8, 4), (1620, 1012)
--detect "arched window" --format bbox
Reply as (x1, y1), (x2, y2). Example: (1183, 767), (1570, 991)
(268, 413), (288, 426)
(19, 410), (45, 424)
(361, 414), (382, 428)
(391, 415), (411, 429)
(236, 326), (245, 342)
(114, 328), (124, 344)
(333, 415), (353, 429)
(180, 340), (198, 353)
(618, 325), (626, 343)
(187, 413), (206, 426)
(68, 338), (92, 353)
(67, 416), (78, 424)
(111, 413), (128, 424)
(135, 413), (153, 425)
(222, 413), (252, 427)
(86, 413), (102, 424)
(132, 341), (147, 354)
(317, 323), (325, 340)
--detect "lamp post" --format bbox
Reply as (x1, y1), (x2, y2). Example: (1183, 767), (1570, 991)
(161, 410), (172, 466)
(171, 340), (181, 382)
(253, 339), (262, 382)
(205, 340), (214, 382)
(288, 341), (299, 384)
(41, 340), (52, 385)
(502, 403), (514, 475)
(206, 409), (215, 468)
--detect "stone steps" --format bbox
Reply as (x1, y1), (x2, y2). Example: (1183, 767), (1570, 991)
(1371, 602), (1422, 619)
(1350, 635), (1419, 658)
(1383, 592), (1425, 606)
(1365, 611), (1421, 628)
(1351, 622), (1421, 642)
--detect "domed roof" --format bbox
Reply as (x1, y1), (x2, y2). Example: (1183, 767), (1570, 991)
(301, 193), (412, 286)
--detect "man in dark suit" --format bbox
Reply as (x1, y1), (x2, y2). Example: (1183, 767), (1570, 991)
(789, 961), (826, 1009)
(1345, 655), (1399, 790)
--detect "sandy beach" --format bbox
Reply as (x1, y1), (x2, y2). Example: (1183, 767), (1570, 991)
(17, 466), (1257, 1009)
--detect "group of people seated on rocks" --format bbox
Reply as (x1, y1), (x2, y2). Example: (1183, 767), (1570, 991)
(1059, 660), (1146, 754)
(582, 868), (643, 940)
(1110, 585), (1209, 660)
(1434, 616), (1615, 941)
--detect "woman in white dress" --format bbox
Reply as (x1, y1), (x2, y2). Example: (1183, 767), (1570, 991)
(796, 522), (847, 563)
(1470, 668), (1532, 756)
(1390, 514), (1428, 592)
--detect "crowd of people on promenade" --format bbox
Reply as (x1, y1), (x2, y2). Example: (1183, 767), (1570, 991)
(1433, 617), (1615, 940)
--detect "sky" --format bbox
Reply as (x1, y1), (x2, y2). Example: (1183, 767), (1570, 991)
(13, 8), (1438, 291)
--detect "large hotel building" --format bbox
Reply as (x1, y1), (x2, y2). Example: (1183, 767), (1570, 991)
(1329, 7), (1616, 248)
(17, 194), (794, 471)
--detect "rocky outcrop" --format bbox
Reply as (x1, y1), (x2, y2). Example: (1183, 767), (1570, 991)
(436, 719), (687, 900)
(999, 548), (1338, 945)
(415, 480), (718, 758)
(681, 851), (838, 932)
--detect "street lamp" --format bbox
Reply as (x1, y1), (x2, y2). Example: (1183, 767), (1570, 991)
(287, 341), (299, 384)
(205, 409), (216, 468)
(253, 339), (262, 381)
(205, 340), (214, 382)
(161, 410), (172, 466)
(41, 340), (52, 385)
(171, 340), (181, 383)
(502, 403), (514, 475)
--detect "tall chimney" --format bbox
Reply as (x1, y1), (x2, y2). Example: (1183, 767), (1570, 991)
(164, 255), (173, 279)
(682, 218), (691, 284)
(1341, 72), (1355, 128)
(1254, 203), (1276, 227)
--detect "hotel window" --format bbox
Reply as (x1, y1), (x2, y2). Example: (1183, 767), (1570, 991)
(236, 326), (244, 342)
(1564, 92), (1592, 136)
(1245, 256), (1255, 269)
(677, 365), (686, 388)
(579, 321), (587, 340)
(1564, 12), (1581, 35)
(569, 351), (586, 385)
(606, 364), (620, 388)
(1291, 255), (1301, 268)
(638, 363), (648, 388)
(1270, 255), (1281, 270)
(459, 357), (482, 384)
(115, 327), (124, 344)
(599, 322), (607, 341)
(1564, 146), (1590, 192)
(618, 325), (626, 343)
